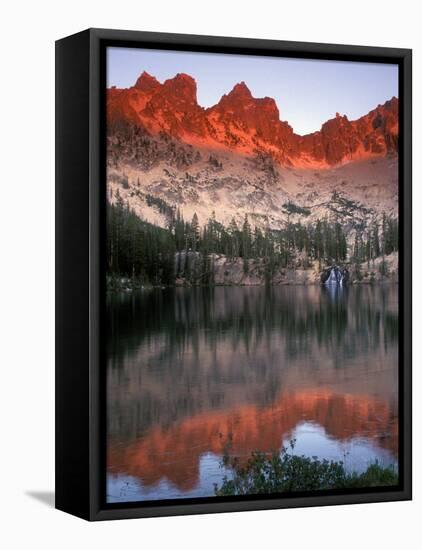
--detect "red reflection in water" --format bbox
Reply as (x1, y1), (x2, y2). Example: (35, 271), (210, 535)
(108, 389), (398, 491)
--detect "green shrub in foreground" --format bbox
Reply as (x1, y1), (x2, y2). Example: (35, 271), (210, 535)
(214, 443), (398, 496)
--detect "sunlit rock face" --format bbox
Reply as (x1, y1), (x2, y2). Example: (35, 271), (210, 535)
(106, 72), (398, 234)
(107, 72), (398, 168)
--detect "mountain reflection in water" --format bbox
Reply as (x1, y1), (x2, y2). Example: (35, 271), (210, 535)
(106, 285), (398, 502)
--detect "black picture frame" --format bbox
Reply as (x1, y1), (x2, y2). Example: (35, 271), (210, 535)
(55, 28), (412, 521)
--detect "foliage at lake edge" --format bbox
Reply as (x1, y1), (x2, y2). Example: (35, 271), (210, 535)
(214, 443), (398, 496)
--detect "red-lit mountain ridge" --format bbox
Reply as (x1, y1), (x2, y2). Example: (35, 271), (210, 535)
(107, 71), (398, 168)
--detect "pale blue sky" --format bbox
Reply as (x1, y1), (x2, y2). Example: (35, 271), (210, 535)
(107, 47), (398, 136)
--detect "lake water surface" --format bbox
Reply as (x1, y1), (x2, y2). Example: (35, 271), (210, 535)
(106, 285), (398, 502)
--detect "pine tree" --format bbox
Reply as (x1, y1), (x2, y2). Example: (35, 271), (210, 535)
(314, 220), (324, 265)
(382, 212), (388, 255)
(228, 217), (239, 258)
(241, 214), (252, 259)
(191, 213), (200, 252)
(372, 221), (381, 258)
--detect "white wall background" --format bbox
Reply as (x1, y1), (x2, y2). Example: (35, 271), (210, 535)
(0, 1), (419, 547)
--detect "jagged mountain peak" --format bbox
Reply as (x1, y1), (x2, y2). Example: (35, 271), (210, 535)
(228, 81), (253, 98)
(134, 71), (161, 92)
(162, 73), (198, 103)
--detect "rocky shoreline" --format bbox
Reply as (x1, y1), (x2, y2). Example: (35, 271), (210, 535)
(107, 251), (398, 291)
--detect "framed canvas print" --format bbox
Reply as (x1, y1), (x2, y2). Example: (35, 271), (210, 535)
(55, 28), (412, 521)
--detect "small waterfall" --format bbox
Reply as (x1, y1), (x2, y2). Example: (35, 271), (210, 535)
(324, 266), (345, 286)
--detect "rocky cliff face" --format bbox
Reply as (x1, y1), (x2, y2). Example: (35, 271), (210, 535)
(107, 71), (398, 168)
(106, 71), (398, 235)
